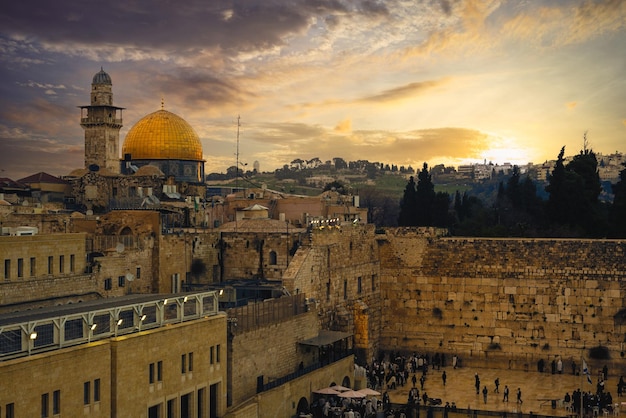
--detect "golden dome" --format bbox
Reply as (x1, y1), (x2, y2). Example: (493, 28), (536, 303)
(122, 109), (203, 161)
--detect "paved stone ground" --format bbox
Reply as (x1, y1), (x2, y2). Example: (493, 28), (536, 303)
(384, 365), (625, 417)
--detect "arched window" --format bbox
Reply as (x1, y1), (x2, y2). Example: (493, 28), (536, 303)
(269, 251), (277, 265)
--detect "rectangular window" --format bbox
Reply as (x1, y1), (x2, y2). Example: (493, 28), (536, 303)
(17, 258), (23, 278)
(48, 256), (53, 275)
(343, 279), (348, 300)
(188, 352), (193, 372)
(104, 278), (112, 291)
(118, 275), (125, 287)
(30, 257), (36, 276)
(70, 254), (75, 273)
(157, 361), (163, 381)
(357, 276), (362, 294)
(53, 390), (60, 415)
(216, 345), (220, 363)
(59, 255), (64, 273)
(6, 403), (14, 418)
(4, 259), (10, 280)
(149, 363), (155, 384)
(326, 281), (330, 301)
(41, 393), (49, 417)
(94, 378), (100, 402)
(181, 353), (187, 374)
(167, 398), (176, 418)
(210, 346), (214, 364)
(136, 267), (141, 279)
(372, 274), (377, 291)
(83, 381), (91, 405)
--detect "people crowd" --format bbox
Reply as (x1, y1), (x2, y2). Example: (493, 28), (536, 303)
(306, 353), (625, 418)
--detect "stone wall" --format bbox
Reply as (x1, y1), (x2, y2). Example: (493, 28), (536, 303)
(229, 310), (320, 407)
(283, 224), (382, 364)
(378, 232), (626, 372)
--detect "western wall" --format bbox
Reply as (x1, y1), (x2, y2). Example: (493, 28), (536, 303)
(377, 229), (626, 373)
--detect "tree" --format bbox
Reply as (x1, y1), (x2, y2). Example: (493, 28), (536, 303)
(398, 176), (418, 226)
(545, 143), (605, 236)
(415, 163), (436, 226)
(610, 162), (626, 237)
(333, 157), (348, 170)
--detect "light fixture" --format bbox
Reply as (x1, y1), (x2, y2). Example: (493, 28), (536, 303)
(117, 319), (123, 326)
(140, 314), (147, 321)
(219, 289), (224, 296)
(90, 323), (97, 331)
(183, 296), (188, 303)
(163, 298), (168, 305)
(29, 332), (38, 340)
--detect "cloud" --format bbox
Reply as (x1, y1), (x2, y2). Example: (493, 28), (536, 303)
(356, 78), (451, 103)
(566, 102), (578, 110)
(334, 118), (352, 134)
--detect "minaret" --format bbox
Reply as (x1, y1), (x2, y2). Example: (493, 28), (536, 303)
(80, 68), (125, 173)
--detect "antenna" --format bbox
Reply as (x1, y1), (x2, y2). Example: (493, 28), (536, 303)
(236, 115), (241, 191)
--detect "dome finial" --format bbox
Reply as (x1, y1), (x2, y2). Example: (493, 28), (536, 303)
(161, 97), (164, 110)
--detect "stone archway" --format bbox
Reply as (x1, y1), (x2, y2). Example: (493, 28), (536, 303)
(296, 397), (309, 415)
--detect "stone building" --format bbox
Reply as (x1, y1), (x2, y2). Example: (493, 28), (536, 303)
(0, 292), (227, 418)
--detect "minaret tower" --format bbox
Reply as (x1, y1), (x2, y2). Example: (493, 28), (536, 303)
(80, 68), (125, 173)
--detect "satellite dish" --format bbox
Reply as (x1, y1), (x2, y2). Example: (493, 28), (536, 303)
(115, 243), (125, 253)
(125, 273), (135, 282)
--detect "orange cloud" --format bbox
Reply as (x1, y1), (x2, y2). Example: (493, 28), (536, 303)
(334, 118), (352, 134)
(566, 102), (578, 110)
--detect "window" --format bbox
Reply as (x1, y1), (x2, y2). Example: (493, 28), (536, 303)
(157, 361), (163, 381)
(48, 256), (53, 274)
(357, 276), (362, 294)
(166, 399), (176, 418)
(59, 255), (64, 273)
(181, 354), (187, 374)
(6, 403), (14, 418)
(4, 259), (10, 280)
(343, 279), (348, 300)
(269, 250), (277, 265)
(94, 379), (100, 402)
(70, 255), (75, 273)
(372, 274), (377, 291)
(216, 345), (220, 363)
(42, 393), (49, 417)
(30, 257), (36, 276)
(104, 278), (112, 291)
(17, 258), (23, 278)
(53, 390), (60, 415)
(149, 363), (155, 384)
(83, 381), (91, 405)
(136, 267), (141, 279)
(188, 352), (193, 372)
(118, 275), (125, 287)
(210, 346), (214, 364)
(326, 281), (330, 301)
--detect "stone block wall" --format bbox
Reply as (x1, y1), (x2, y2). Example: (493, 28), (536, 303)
(229, 310), (319, 407)
(283, 224), (382, 364)
(378, 233), (626, 372)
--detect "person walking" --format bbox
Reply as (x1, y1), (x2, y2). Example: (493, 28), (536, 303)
(482, 386), (488, 404)
(503, 385), (509, 402)
(442, 371), (447, 386)
(494, 377), (500, 393)
(412, 374), (417, 388)
(516, 388), (523, 404)
(474, 374), (480, 394)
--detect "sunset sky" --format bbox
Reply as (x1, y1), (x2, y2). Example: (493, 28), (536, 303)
(1, 0), (625, 180)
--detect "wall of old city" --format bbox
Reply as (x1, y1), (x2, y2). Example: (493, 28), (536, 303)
(157, 232), (221, 294)
(228, 310), (320, 408)
(378, 231), (626, 372)
(283, 224), (382, 365)
(218, 230), (302, 281)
